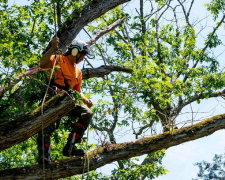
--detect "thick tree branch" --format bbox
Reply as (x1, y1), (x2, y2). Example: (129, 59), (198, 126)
(1, 113), (225, 179)
(80, 65), (133, 79)
(0, 91), (75, 152)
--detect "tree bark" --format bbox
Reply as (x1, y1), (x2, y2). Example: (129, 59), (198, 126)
(1, 113), (225, 179)
(0, 91), (75, 152)
(82, 65), (133, 79)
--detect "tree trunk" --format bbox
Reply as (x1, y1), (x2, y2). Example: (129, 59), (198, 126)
(44, 0), (131, 53)
(1, 113), (225, 179)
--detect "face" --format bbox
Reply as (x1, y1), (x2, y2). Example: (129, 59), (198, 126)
(75, 54), (85, 64)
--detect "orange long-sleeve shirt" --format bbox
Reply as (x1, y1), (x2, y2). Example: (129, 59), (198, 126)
(50, 55), (82, 92)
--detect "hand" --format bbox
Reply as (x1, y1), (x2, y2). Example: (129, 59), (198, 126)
(51, 37), (59, 49)
(87, 99), (93, 108)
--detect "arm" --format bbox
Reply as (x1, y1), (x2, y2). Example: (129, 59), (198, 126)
(40, 37), (59, 68)
(80, 92), (93, 108)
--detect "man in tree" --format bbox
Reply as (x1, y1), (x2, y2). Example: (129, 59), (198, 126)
(37, 37), (94, 165)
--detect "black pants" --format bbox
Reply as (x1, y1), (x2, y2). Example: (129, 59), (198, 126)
(37, 104), (93, 151)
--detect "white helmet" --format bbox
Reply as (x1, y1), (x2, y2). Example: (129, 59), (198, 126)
(68, 40), (94, 59)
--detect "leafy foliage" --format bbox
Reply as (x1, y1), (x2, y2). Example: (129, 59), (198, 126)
(1, 0), (225, 179)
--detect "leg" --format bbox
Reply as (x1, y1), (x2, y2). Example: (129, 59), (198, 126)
(37, 122), (57, 165)
(63, 104), (93, 157)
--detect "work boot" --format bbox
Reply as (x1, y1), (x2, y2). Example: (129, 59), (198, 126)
(62, 142), (85, 156)
(62, 122), (85, 157)
(37, 134), (51, 165)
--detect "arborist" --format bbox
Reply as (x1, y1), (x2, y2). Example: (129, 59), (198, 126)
(37, 37), (94, 165)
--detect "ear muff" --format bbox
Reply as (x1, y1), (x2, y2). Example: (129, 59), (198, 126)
(71, 48), (78, 56)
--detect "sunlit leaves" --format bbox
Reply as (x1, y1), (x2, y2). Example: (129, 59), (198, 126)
(205, 0), (225, 20)
(110, 150), (168, 179)
(204, 32), (222, 49)
(1, 0), (225, 178)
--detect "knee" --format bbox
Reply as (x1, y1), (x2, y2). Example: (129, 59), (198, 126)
(88, 109), (93, 118)
(85, 109), (93, 122)
(79, 108), (93, 128)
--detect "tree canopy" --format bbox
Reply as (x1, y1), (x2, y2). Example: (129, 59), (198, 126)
(1, 0), (225, 179)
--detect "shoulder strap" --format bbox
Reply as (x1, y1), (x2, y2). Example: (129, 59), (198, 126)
(52, 55), (71, 91)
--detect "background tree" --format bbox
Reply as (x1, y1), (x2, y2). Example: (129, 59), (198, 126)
(193, 151), (225, 180)
(1, 0), (225, 179)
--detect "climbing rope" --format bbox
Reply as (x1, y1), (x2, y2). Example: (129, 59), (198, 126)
(40, 0), (58, 179)
(82, 125), (90, 179)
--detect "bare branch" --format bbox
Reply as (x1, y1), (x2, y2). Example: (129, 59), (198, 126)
(86, 17), (126, 46)
(158, 0), (171, 21)
(133, 120), (154, 139)
(177, 0), (191, 27)
(83, 28), (107, 65)
(187, 0), (194, 18)
(155, 5), (162, 64)
(123, 21), (136, 59)
(173, 89), (225, 118)
(145, 2), (167, 22)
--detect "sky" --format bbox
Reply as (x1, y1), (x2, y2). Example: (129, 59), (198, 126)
(6, 0), (225, 179)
